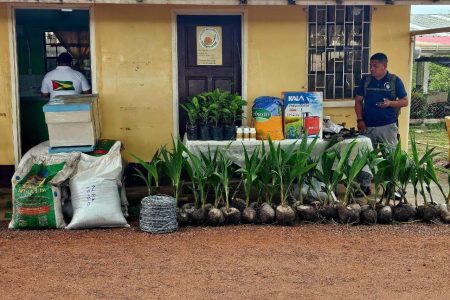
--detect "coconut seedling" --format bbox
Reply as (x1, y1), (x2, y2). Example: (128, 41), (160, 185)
(380, 142), (416, 222)
(315, 143), (359, 223)
(367, 149), (389, 204)
(237, 145), (263, 223)
(315, 150), (337, 207)
(252, 144), (276, 224)
(341, 146), (370, 206)
(199, 147), (223, 208)
(196, 147), (225, 225)
(238, 145), (262, 207)
(184, 149), (210, 208)
(409, 134), (447, 222)
(291, 135), (318, 205)
(409, 134), (446, 206)
(129, 149), (161, 196)
(340, 147), (371, 222)
(315, 145), (352, 206)
(160, 138), (186, 204)
(287, 135), (319, 223)
(410, 134), (432, 207)
(380, 142), (413, 205)
(184, 148), (214, 225)
(425, 157), (447, 203)
(335, 141), (368, 224)
(300, 157), (333, 221)
(214, 149), (240, 224)
(267, 138), (297, 225)
(255, 144), (276, 205)
(303, 157), (322, 202)
(366, 150), (392, 223)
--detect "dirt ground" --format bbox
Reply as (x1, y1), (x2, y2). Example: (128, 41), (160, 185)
(1, 219), (450, 300)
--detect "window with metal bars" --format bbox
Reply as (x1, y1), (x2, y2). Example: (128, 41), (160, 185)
(308, 5), (371, 100)
(44, 31), (91, 82)
(44, 32), (69, 73)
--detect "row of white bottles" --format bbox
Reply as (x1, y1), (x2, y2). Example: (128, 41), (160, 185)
(236, 127), (256, 141)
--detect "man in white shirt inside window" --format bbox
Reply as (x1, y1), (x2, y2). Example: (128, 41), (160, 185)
(41, 52), (91, 100)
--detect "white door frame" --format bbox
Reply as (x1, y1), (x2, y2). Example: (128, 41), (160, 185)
(8, 3), (95, 167)
(171, 7), (248, 138)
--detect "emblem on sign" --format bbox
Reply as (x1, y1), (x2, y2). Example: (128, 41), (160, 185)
(199, 27), (220, 50)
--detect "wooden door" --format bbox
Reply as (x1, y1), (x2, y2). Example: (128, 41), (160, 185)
(177, 15), (242, 136)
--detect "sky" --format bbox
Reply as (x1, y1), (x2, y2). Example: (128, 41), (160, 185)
(412, 5), (450, 15)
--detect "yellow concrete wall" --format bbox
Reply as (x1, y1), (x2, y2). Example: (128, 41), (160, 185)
(247, 6), (307, 103)
(94, 4), (173, 160)
(0, 4), (412, 164)
(0, 4), (14, 165)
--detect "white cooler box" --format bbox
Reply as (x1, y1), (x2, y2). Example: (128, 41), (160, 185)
(43, 95), (100, 150)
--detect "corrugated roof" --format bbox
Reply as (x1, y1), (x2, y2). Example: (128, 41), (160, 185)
(411, 15), (450, 56)
(411, 14), (450, 31)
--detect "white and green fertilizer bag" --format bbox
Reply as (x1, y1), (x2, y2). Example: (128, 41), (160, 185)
(9, 153), (80, 229)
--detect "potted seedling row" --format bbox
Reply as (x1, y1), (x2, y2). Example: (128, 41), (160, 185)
(180, 89), (247, 141)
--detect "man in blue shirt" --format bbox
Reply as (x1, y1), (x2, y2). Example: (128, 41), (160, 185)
(355, 53), (409, 147)
(354, 53), (409, 196)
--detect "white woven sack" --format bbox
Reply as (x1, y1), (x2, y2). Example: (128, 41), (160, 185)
(66, 142), (129, 229)
(66, 178), (128, 229)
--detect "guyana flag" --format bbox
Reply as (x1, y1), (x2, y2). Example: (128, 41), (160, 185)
(51, 80), (75, 91)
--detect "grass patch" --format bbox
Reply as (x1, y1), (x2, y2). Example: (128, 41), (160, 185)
(408, 122), (448, 167)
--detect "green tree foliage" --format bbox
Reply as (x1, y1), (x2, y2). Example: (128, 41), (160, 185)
(429, 62), (450, 95)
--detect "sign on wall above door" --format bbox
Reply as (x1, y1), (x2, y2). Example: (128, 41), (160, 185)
(196, 26), (223, 66)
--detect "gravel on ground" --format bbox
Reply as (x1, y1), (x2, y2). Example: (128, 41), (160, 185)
(1, 219), (450, 300)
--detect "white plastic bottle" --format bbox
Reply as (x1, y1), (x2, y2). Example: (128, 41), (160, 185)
(236, 127), (243, 141)
(243, 127), (250, 141)
(250, 128), (257, 141)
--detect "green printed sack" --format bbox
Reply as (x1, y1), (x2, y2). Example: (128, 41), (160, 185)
(9, 153), (79, 229)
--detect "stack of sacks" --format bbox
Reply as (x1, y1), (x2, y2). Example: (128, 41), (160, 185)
(9, 141), (129, 230)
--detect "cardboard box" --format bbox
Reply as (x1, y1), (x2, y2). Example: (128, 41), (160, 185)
(43, 94), (100, 148)
(282, 91), (323, 139)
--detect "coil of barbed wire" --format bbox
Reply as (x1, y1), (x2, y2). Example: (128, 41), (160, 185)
(140, 195), (177, 234)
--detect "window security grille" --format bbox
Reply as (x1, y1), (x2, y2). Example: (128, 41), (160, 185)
(308, 5), (371, 100)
